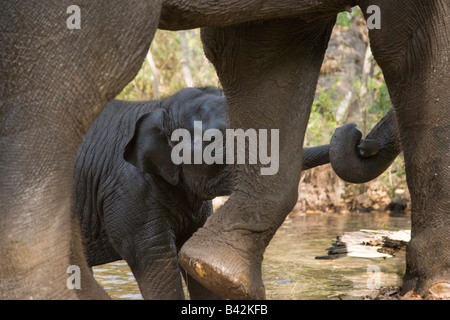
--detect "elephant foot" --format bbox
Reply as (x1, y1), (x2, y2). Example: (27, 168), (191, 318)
(401, 226), (450, 299)
(179, 226), (266, 300)
(401, 283), (450, 300)
(402, 277), (450, 299)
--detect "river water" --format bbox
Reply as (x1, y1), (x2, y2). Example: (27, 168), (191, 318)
(93, 211), (410, 300)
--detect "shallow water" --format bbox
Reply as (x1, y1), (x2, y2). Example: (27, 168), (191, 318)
(93, 211), (410, 300)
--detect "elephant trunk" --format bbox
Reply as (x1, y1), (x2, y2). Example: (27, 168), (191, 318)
(329, 109), (402, 183)
(302, 144), (330, 171)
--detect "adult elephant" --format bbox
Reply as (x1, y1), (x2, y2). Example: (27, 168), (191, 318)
(1, 1), (449, 300)
(0, 1), (163, 299)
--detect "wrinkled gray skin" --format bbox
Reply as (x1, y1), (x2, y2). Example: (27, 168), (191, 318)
(2, 1), (449, 299)
(73, 87), (229, 299)
(329, 109), (402, 183)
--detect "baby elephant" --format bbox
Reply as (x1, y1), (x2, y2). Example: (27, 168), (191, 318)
(73, 87), (231, 299)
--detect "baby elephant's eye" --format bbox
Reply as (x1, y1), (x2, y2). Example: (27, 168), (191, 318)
(158, 130), (165, 136)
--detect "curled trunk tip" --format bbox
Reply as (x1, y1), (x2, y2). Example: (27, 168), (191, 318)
(329, 110), (401, 184)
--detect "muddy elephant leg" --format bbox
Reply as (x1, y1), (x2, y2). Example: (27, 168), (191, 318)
(179, 18), (336, 299)
(0, 1), (160, 299)
(360, 1), (450, 296)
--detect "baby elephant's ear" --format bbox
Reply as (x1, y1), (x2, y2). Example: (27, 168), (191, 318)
(123, 109), (180, 186)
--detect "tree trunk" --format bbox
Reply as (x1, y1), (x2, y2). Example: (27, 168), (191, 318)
(178, 31), (194, 87)
(146, 51), (160, 99)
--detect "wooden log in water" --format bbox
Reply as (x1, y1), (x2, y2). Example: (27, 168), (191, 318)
(315, 229), (410, 260)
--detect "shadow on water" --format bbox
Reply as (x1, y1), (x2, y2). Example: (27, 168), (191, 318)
(93, 211), (410, 300)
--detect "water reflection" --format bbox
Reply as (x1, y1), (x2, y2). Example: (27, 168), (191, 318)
(93, 261), (142, 299)
(93, 211), (410, 299)
(263, 211), (410, 299)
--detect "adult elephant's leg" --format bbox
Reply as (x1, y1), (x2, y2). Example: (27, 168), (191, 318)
(0, 1), (160, 299)
(179, 18), (336, 299)
(360, 1), (450, 296)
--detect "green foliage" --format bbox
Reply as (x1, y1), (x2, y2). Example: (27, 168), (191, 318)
(305, 76), (392, 146)
(369, 79), (391, 120)
(336, 12), (352, 28)
(306, 83), (340, 146)
(336, 7), (362, 28)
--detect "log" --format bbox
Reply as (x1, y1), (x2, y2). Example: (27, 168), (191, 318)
(315, 229), (410, 260)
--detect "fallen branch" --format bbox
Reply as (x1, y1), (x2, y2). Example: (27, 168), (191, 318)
(315, 229), (410, 259)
